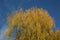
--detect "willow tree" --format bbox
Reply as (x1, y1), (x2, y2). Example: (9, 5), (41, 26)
(5, 7), (60, 40)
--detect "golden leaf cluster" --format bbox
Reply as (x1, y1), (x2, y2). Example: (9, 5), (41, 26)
(6, 7), (60, 40)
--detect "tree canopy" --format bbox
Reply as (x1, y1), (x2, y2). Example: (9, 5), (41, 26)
(6, 7), (60, 40)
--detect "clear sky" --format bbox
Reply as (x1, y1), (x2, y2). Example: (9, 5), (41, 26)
(0, 0), (60, 29)
(0, 0), (60, 40)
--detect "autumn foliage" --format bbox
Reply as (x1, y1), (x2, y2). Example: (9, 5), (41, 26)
(6, 7), (60, 40)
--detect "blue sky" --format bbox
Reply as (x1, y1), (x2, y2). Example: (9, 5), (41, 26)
(0, 0), (60, 40)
